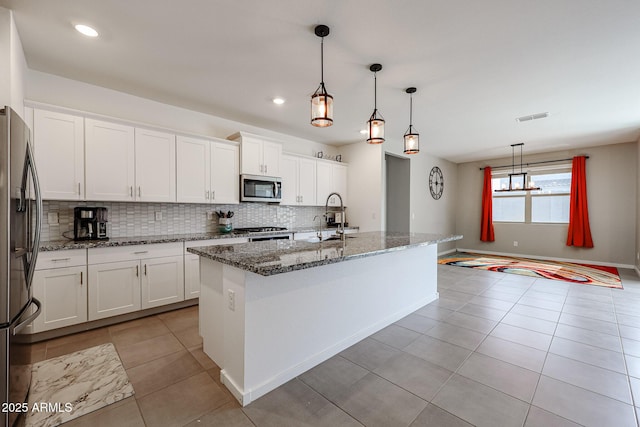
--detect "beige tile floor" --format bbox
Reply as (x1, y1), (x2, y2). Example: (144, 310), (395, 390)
(28, 265), (640, 426)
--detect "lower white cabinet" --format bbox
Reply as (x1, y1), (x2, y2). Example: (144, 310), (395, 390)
(141, 255), (184, 309)
(32, 250), (88, 333)
(88, 260), (141, 320)
(88, 243), (184, 321)
(184, 238), (248, 299)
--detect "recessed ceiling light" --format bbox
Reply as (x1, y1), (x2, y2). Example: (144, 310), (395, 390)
(74, 24), (99, 38)
(272, 97), (285, 105)
(516, 112), (549, 122)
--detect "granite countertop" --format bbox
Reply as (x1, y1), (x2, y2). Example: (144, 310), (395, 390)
(187, 231), (462, 276)
(39, 226), (359, 251)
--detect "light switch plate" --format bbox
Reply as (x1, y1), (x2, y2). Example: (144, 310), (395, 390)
(155, 211), (162, 221)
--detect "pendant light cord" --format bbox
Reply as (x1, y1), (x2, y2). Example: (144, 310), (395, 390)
(409, 93), (413, 128)
(320, 37), (324, 85)
(373, 71), (378, 111)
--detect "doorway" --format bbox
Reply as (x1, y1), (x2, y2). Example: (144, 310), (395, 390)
(385, 154), (410, 233)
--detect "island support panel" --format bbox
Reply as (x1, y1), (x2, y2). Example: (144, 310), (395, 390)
(199, 244), (439, 406)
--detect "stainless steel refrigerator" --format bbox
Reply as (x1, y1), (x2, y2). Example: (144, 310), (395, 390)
(1, 106), (42, 427)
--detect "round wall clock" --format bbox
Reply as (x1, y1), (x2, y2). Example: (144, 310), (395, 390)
(429, 166), (444, 200)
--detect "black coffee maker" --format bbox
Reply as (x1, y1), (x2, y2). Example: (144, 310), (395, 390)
(74, 207), (108, 241)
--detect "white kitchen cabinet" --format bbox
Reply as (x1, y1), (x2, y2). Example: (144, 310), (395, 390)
(177, 137), (239, 204)
(210, 141), (239, 204)
(88, 260), (140, 320)
(177, 135), (210, 203)
(281, 154), (316, 206)
(31, 250), (87, 333)
(141, 255), (184, 309)
(316, 160), (348, 207)
(231, 132), (282, 177)
(183, 237), (248, 299)
(88, 243), (184, 320)
(85, 118), (136, 201)
(134, 128), (176, 202)
(32, 109), (84, 200)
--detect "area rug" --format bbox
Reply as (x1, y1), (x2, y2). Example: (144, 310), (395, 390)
(438, 252), (622, 289)
(25, 343), (134, 427)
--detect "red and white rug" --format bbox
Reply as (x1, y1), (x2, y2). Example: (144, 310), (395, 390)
(438, 252), (622, 289)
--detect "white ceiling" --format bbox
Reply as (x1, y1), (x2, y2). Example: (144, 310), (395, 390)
(3, 0), (640, 163)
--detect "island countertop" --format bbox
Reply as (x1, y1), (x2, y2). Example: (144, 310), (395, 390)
(187, 231), (462, 276)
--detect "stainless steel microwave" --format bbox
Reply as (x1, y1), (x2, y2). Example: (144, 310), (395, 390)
(240, 174), (282, 203)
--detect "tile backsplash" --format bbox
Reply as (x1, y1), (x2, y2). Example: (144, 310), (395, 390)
(41, 201), (328, 241)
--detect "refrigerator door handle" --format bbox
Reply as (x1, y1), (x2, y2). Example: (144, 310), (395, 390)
(11, 298), (41, 335)
(21, 140), (42, 288)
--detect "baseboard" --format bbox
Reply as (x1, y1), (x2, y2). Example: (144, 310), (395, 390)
(223, 292), (439, 407)
(454, 247), (635, 270)
(438, 248), (458, 257)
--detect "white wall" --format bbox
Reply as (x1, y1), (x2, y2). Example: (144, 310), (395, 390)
(25, 70), (337, 159)
(456, 142), (637, 266)
(340, 142), (383, 232)
(0, 8), (27, 116)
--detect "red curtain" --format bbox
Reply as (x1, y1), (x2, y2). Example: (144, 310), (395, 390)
(480, 166), (495, 242)
(566, 156), (594, 248)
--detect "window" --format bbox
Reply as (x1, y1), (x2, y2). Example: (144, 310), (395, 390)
(492, 167), (571, 224)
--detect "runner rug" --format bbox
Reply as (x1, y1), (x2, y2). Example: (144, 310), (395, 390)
(438, 252), (622, 289)
(25, 342), (134, 427)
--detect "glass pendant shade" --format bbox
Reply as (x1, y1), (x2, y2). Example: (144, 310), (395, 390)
(311, 83), (333, 127)
(403, 87), (419, 154)
(367, 111), (385, 144)
(366, 64), (384, 144)
(404, 127), (419, 154)
(311, 25), (333, 127)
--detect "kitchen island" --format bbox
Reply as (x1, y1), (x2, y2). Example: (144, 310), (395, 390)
(188, 231), (461, 406)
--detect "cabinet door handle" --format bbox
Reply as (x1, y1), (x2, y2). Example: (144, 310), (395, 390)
(80, 271), (83, 285)
(51, 258), (71, 262)
(265, 164), (268, 174)
(205, 190), (209, 200)
(212, 190), (215, 200)
(144, 264), (147, 276)
(78, 183), (81, 195)
(133, 251), (148, 255)
(138, 186), (142, 197)
(136, 265), (139, 277)
(130, 186), (133, 197)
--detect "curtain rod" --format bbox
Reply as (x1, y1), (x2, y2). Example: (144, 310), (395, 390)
(479, 156), (589, 171)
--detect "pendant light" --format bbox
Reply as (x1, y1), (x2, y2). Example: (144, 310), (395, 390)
(366, 63), (385, 144)
(311, 25), (333, 127)
(494, 143), (542, 192)
(403, 87), (419, 154)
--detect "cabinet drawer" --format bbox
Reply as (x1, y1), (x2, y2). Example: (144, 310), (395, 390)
(36, 249), (87, 270)
(89, 242), (183, 264)
(183, 237), (248, 253)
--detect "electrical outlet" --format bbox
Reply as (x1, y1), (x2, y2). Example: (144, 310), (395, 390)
(154, 211), (162, 221)
(207, 212), (214, 220)
(513, 241), (518, 247)
(227, 289), (235, 311)
(47, 212), (59, 225)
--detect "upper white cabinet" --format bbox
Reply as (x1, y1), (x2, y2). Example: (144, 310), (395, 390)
(134, 128), (176, 202)
(85, 119), (136, 201)
(177, 136), (210, 203)
(281, 154), (316, 206)
(86, 119), (176, 202)
(32, 109), (85, 200)
(230, 132), (282, 177)
(316, 160), (348, 207)
(211, 141), (239, 204)
(176, 136), (239, 204)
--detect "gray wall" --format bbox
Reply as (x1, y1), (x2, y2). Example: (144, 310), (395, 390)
(637, 137), (640, 271)
(456, 142), (637, 266)
(385, 154), (410, 233)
